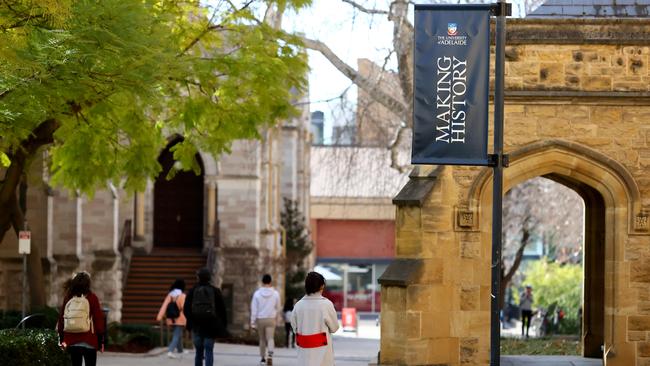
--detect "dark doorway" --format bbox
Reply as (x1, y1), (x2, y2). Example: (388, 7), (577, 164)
(501, 175), (604, 360)
(154, 138), (204, 248)
(546, 174), (605, 359)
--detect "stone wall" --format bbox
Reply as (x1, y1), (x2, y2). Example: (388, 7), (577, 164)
(380, 19), (650, 366)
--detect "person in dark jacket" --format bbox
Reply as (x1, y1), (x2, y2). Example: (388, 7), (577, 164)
(57, 271), (105, 366)
(183, 267), (228, 366)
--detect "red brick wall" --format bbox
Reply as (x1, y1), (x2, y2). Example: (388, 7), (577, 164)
(315, 219), (395, 259)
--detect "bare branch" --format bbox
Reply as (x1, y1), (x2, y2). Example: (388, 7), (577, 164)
(301, 36), (408, 122)
(388, 125), (409, 173)
(389, 0), (414, 115)
(342, 0), (389, 15)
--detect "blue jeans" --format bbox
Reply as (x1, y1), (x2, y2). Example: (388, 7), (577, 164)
(192, 332), (214, 366)
(168, 325), (184, 353)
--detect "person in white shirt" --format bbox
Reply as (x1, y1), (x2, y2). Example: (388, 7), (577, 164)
(291, 272), (340, 366)
(250, 274), (281, 365)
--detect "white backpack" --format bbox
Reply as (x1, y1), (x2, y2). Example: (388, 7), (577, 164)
(63, 295), (92, 333)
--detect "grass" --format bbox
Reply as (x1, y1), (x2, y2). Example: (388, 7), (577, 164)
(501, 337), (581, 356)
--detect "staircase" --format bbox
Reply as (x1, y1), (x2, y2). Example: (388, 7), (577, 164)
(121, 248), (206, 324)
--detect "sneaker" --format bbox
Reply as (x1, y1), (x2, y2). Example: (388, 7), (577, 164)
(167, 351), (177, 359)
(260, 358), (266, 365)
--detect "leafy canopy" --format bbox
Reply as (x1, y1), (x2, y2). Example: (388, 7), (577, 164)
(0, 0), (309, 192)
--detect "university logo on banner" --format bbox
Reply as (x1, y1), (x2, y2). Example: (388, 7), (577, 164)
(447, 23), (457, 36)
(411, 5), (491, 166)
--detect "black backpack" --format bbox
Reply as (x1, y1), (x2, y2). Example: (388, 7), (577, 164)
(192, 286), (216, 321)
(165, 297), (181, 321)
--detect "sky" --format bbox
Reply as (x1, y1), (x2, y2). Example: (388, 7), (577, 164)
(284, 0), (536, 143)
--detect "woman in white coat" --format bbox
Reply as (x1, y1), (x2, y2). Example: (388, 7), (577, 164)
(291, 271), (340, 366)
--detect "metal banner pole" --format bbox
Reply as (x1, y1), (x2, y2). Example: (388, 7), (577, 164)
(490, 1), (507, 365)
(22, 253), (27, 324)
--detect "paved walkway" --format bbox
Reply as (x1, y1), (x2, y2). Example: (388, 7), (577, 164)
(100, 336), (378, 366)
(98, 318), (602, 366)
(502, 356), (601, 366)
(99, 341), (602, 366)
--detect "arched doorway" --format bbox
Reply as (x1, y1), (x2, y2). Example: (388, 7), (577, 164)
(153, 138), (204, 248)
(544, 173), (604, 358)
(469, 140), (639, 363)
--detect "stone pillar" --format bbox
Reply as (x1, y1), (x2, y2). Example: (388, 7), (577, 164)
(206, 180), (217, 239)
(134, 192), (145, 241)
(379, 166), (488, 365)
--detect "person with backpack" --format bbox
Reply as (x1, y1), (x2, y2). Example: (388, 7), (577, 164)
(183, 267), (228, 366)
(250, 274), (281, 365)
(291, 272), (339, 366)
(57, 271), (105, 366)
(156, 278), (187, 358)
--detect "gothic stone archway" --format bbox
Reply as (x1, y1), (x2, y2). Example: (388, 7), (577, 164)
(378, 17), (650, 366)
(380, 140), (647, 366)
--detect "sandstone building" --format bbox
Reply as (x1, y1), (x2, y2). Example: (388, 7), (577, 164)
(379, 2), (650, 365)
(0, 100), (311, 331)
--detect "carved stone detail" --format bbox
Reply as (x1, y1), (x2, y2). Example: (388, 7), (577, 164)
(458, 209), (474, 228)
(635, 211), (649, 232)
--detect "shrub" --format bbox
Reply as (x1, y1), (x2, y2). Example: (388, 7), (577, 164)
(106, 322), (164, 352)
(0, 307), (60, 329)
(0, 310), (22, 329)
(523, 260), (583, 335)
(0, 329), (70, 366)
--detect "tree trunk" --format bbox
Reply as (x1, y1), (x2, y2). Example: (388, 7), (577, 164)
(9, 195), (47, 309)
(500, 227), (531, 310)
(0, 119), (59, 310)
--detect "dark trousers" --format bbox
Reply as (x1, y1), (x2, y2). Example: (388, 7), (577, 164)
(521, 309), (533, 337)
(69, 346), (97, 366)
(192, 332), (215, 366)
(284, 322), (294, 348)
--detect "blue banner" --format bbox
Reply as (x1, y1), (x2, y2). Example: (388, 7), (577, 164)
(412, 5), (491, 166)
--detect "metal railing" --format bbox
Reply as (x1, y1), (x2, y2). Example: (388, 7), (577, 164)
(15, 313), (44, 329)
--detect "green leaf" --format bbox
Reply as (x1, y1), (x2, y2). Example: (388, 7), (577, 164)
(0, 152), (9, 167)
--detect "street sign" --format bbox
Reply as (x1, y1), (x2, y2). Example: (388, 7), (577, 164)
(18, 231), (31, 254)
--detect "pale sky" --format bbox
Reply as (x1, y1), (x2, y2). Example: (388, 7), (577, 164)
(284, 0), (535, 143)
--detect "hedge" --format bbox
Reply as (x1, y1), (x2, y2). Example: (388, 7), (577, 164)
(0, 329), (70, 366)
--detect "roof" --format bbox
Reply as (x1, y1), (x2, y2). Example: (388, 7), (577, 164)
(310, 146), (410, 198)
(528, 0), (650, 18)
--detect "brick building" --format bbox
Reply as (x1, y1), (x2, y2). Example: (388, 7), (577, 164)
(310, 146), (408, 313)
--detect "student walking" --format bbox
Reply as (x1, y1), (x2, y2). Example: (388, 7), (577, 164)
(291, 272), (340, 366)
(156, 278), (187, 358)
(183, 268), (228, 366)
(283, 298), (296, 348)
(57, 271), (106, 366)
(250, 274), (281, 365)
(520, 285), (534, 338)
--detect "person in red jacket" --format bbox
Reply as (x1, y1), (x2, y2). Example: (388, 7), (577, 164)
(57, 271), (105, 366)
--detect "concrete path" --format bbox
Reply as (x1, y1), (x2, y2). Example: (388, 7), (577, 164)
(501, 356), (602, 366)
(99, 336), (378, 366)
(98, 318), (602, 366)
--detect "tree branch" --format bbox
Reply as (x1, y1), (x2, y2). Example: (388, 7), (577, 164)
(341, 0), (389, 15)
(178, 0), (253, 56)
(300, 36), (408, 122)
(0, 119), (59, 205)
(389, 0), (414, 119)
(504, 224), (531, 285)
